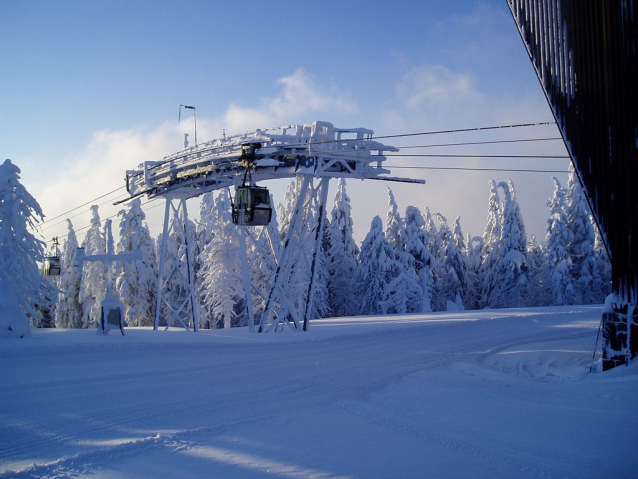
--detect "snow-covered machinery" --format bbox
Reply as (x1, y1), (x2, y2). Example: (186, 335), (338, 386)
(120, 120), (424, 332)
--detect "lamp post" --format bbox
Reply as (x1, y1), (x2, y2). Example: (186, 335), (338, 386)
(178, 104), (197, 146)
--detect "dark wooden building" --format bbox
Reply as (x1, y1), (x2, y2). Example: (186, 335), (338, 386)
(506, 0), (637, 370)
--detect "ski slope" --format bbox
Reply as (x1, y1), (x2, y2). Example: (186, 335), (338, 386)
(1, 306), (636, 478)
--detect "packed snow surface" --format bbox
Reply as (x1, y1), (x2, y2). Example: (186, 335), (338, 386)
(1, 306), (636, 478)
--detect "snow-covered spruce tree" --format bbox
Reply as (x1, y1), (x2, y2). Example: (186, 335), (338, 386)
(385, 187), (402, 250)
(354, 216), (394, 315)
(199, 189), (244, 329)
(115, 199), (156, 327)
(355, 216), (419, 315)
(79, 205), (107, 328)
(592, 225), (612, 303)
(400, 206), (435, 313)
(195, 190), (223, 328)
(431, 213), (454, 311)
(0, 159), (57, 335)
(464, 234), (484, 310)
(442, 217), (468, 311)
(565, 167), (599, 304)
(277, 178), (299, 243)
(478, 180), (502, 309)
(490, 180), (528, 309)
(422, 207), (441, 308)
(524, 234), (551, 307)
(55, 219), (82, 328)
(545, 177), (574, 306)
(326, 179), (359, 317)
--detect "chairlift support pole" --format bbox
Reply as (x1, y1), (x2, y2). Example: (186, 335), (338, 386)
(154, 194), (199, 331)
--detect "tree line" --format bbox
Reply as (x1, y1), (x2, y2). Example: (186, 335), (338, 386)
(42, 168), (611, 329)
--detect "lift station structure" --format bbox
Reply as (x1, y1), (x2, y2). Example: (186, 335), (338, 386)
(122, 121), (423, 332)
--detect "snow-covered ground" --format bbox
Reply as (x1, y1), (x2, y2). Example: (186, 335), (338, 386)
(1, 306), (636, 478)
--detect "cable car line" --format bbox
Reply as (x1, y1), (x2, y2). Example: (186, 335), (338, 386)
(392, 137), (563, 149)
(385, 154), (570, 159)
(37, 186), (126, 227)
(387, 165), (570, 173)
(38, 192), (132, 233)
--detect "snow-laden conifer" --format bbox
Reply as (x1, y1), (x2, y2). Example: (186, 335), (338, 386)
(115, 199), (157, 327)
(354, 217), (394, 315)
(478, 180), (502, 308)
(326, 179), (359, 317)
(524, 234), (551, 307)
(55, 220), (82, 328)
(440, 217), (468, 310)
(565, 167), (599, 304)
(400, 206), (435, 312)
(355, 216), (419, 315)
(199, 190), (244, 329)
(79, 205), (107, 328)
(385, 188), (402, 250)
(490, 180), (528, 308)
(464, 234), (484, 310)
(545, 177), (574, 305)
(0, 159), (56, 335)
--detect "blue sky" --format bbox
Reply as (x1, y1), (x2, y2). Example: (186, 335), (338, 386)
(1, 0), (569, 247)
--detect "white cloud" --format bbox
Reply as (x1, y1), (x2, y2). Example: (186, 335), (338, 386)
(223, 68), (358, 133)
(397, 65), (480, 110)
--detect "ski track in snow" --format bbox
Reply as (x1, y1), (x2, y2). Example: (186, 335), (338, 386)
(1, 306), (637, 478)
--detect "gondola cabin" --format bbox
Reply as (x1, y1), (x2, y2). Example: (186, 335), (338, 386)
(233, 186), (272, 226)
(43, 256), (61, 276)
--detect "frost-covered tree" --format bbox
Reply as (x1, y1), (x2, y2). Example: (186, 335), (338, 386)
(199, 189), (244, 329)
(524, 234), (551, 307)
(115, 199), (157, 327)
(355, 216), (419, 315)
(565, 168), (599, 304)
(326, 179), (359, 317)
(490, 180), (528, 309)
(55, 220), (82, 328)
(545, 177), (574, 306)
(438, 217), (467, 311)
(385, 188), (402, 250)
(478, 180), (502, 308)
(0, 159), (56, 335)
(400, 206), (435, 312)
(464, 234), (484, 310)
(592, 225), (612, 303)
(79, 205), (107, 328)
(354, 216), (396, 315)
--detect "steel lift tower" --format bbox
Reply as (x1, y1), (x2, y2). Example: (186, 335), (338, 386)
(121, 121), (423, 332)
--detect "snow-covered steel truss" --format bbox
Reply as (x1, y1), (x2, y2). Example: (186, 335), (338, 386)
(122, 121), (423, 332)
